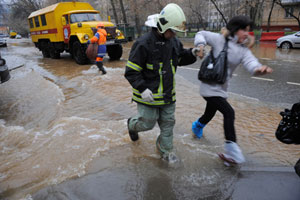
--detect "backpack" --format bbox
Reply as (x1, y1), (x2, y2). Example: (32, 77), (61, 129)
(275, 102), (300, 144)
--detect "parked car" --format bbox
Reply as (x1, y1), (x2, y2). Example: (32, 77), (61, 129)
(0, 34), (7, 47)
(15, 34), (22, 39)
(276, 31), (300, 49)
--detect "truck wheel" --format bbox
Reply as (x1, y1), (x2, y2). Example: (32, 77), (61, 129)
(49, 43), (60, 59)
(42, 48), (50, 58)
(107, 44), (122, 60)
(49, 50), (60, 59)
(73, 41), (88, 64)
(40, 41), (50, 58)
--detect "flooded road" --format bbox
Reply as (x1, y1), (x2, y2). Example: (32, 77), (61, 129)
(0, 38), (299, 200)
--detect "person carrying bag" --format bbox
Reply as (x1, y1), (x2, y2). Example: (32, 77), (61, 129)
(192, 16), (273, 164)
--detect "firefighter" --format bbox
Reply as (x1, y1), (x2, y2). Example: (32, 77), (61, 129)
(124, 3), (197, 161)
(88, 22), (107, 74)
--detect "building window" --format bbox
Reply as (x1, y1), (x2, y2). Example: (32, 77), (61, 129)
(285, 7), (294, 18)
(41, 14), (47, 26)
(29, 18), (34, 28)
(34, 16), (40, 27)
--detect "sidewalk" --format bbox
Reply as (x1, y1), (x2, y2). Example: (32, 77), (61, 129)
(232, 166), (300, 200)
(32, 165), (300, 200)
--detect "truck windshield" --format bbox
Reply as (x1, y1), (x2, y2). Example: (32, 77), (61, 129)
(70, 13), (102, 23)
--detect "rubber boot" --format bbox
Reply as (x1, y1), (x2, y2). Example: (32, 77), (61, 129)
(223, 141), (245, 164)
(156, 135), (179, 163)
(127, 118), (139, 141)
(96, 62), (107, 75)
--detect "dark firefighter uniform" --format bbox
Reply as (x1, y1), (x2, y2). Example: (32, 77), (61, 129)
(125, 28), (196, 155)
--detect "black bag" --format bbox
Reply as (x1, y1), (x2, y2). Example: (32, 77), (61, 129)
(295, 158), (300, 177)
(198, 39), (228, 84)
(85, 43), (98, 60)
(0, 58), (10, 84)
(275, 102), (300, 144)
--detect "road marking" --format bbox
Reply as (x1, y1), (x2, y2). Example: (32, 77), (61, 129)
(232, 73), (238, 76)
(261, 58), (272, 60)
(181, 67), (199, 71)
(287, 81), (300, 86)
(251, 77), (274, 81)
(283, 60), (297, 63)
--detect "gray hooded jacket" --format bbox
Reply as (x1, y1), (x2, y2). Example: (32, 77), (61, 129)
(194, 31), (262, 98)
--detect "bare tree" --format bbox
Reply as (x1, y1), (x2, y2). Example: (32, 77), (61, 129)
(110, 0), (119, 24)
(210, 0), (228, 25)
(267, 0), (275, 32)
(119, 0), (127, 24)
(244, 0), (266, 28)
(8, 0), (43, 35)
(275, 0), (300, 29)
(186, 0), (207, 30)
(131, 0), (141, 35)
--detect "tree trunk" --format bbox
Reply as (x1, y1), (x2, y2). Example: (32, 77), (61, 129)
(110, 0), (119, 24)
(210, 0), (227, 25)
(257, 0), (266, 27)
(267, 0), (275, 32)
(119, 0), (127, 24)
(198, 13), (206, 30)
(132, 0), (141, 36)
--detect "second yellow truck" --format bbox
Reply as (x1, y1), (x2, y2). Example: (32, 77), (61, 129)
(28, 2), (126, 64)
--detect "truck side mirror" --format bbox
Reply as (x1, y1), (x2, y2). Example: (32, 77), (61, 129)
(61, 17), (66, 26)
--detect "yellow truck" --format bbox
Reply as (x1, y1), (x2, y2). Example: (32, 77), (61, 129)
(9, 31), (17, 38)
(28, 2), (126, 64)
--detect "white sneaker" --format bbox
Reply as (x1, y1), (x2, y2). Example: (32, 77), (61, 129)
(223, 141), (245, 164)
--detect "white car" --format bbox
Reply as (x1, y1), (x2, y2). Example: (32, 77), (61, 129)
(16, 34), (22, 39)
(276, 31), (300, 49)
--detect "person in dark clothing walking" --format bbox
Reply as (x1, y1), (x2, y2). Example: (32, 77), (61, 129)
(124, 3), (197, 161)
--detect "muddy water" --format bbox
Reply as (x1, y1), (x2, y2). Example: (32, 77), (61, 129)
(0, 39), (299, 200)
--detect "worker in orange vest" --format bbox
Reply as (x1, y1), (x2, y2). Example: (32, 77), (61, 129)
(88, 22), (107, 74)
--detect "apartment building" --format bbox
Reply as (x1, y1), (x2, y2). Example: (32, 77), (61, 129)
(261, 0), (300, 31)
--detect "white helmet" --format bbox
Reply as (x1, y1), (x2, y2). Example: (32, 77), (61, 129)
(156, 3), (186, 33)
(145, 14), (159, 27)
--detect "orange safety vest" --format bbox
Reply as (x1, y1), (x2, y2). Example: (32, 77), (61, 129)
(91, 28), (107, 45)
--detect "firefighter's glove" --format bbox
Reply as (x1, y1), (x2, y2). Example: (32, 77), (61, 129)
(192, 46), (205, 59)
(192, 47), (200, 57)
(141, 88), (154, 102)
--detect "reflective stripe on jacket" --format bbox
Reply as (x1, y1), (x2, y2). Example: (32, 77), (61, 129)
(124, 28), (197, 107)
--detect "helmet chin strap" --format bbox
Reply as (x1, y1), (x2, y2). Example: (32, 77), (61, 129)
(156, 29), (168, 40)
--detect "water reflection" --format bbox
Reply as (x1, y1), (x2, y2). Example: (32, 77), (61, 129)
(252, 41), (300, 62)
